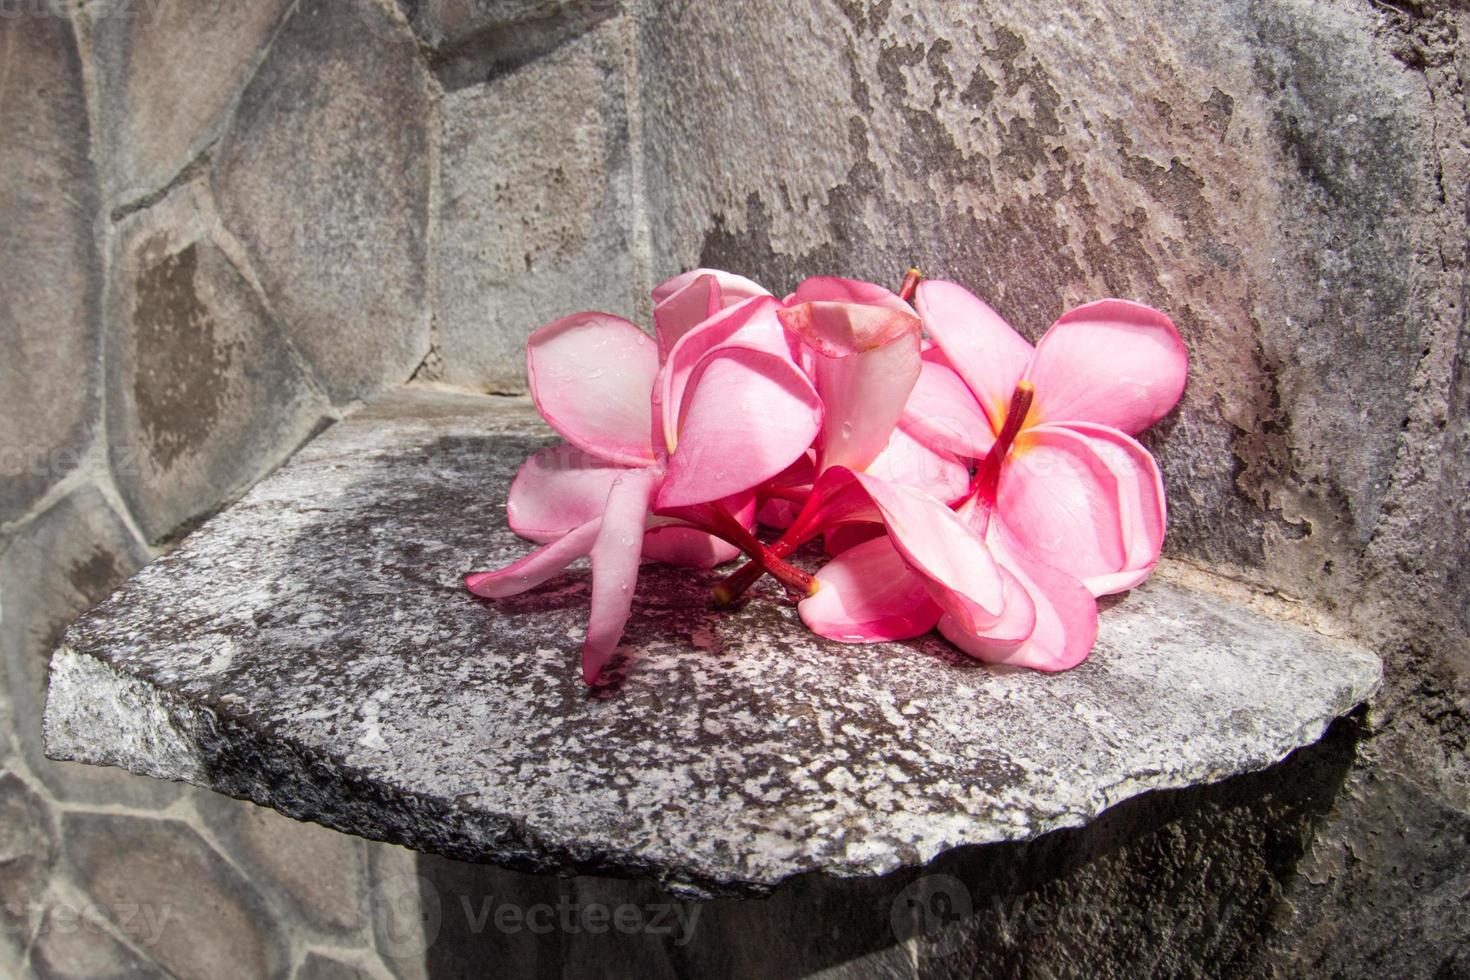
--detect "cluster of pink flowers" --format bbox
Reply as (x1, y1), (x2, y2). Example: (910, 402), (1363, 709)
(465, 268), (1187, 685)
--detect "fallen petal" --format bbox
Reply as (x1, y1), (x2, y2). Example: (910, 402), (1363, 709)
(651, 267), (769, 307)
(852, 473), (1006, 633)
(997, 423), (1130, 590)
(659, 296), (787, 453)
(1051, 421), (1167, 595)
(506, 443), (625, 544)
(652, 273), (721, 357)
(779, 301), (922, 474)
(866, 424), (970, 505)
(899, 349), (999, 460)
(792, 275), (914, 313)
(941, 516), (1098, 671)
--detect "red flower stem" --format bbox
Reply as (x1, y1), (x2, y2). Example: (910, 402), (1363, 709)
(713, 262), (922, 607)
(711, 560), (766, 607)
(897, 266), (922, 303)
(702, 504), (816, 599)
(970, 380), (1035, 504)
(711, 505), (828, 605)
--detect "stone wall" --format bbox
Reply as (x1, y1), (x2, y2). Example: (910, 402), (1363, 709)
(1, 2), (430, 977)
(1, 0), (1465, 977)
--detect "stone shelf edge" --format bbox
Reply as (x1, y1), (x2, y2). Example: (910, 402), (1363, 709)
(43, 386), (1383, 898)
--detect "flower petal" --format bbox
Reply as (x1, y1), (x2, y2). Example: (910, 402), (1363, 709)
(640, 526), (740, 567)
(776, 465), (883, 550)
(1048, 422), (1167, 595)
(642, 493), (754, 567)
(996, 423), (1129, 589)
(899, 349), (998, 460)
(778, 301), (922, 473)
(584, 469), (660, 684)
(942, 515), (1098, 671)
(651, 267), (769, 307)
(658, 296), (787, 453)
(527, 312), (658, 466)
(915, 279), (1033, 430)
(505, 443), (625, 544)
(865, 424), (970, 504)
(800, 535), (944, 642)
(778, 300), (920, 357)
(652, 273), (720, 357)
(1024, 299), (1188, 434)
(656, 344), (823, 510)
(464, 519), (601, 598)
(792, 275), (914, 313)
(934, 562), (1035, 660)
(852, 473), (1006, 633)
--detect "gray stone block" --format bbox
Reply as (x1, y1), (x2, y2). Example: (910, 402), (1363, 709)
(295, 950), (392, 980)
(432, 17), (640, 394)
(44, 388), (1379, 898)
(105, 179), (329, 544)
(0, 10), (100, 527)
(400, 0), (622, 89)
(0, 772), (55, 937)
(0, 485), (177, 809)
(196, 791), (370, 937)
(28, 896), (162, 980)
(85, 0), (291, 201)
(213, 0), (433, 405)
(62, 812), (289, 980)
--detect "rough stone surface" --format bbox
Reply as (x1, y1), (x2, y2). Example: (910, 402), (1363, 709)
(0, 486), (177, 809)
(213, 0), (433, 405)
(432, 17), (641, 394)
(414, 716), (1360, 978)
(637, 0), (1440, 582)
(106, 178), (330, 544)
(295, 950), (391, 980)
(45, 388), (1379, 897)
(62, 812), (289, 980)
(636, 0), (1470, 969)
(196, 790), (370, 936)
(0, 10), (100, 527)
(85, 0), (291, 201)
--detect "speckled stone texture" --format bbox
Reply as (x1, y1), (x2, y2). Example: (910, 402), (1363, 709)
(45, 387), (1380, 896)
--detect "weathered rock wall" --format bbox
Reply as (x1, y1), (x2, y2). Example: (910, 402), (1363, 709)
(634, 1), (1470, 974)
(1, 2), (432, 977)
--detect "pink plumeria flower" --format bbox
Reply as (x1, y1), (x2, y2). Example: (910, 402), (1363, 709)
(465, 302), (821, 684)
(650, 268), (771, 358)
(906, 280), (1188, 598)
(725, 463), (1059, 664)
(759, 276), (966, 515)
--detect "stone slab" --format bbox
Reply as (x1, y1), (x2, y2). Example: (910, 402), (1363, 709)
(43, 387), (1381, 896)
